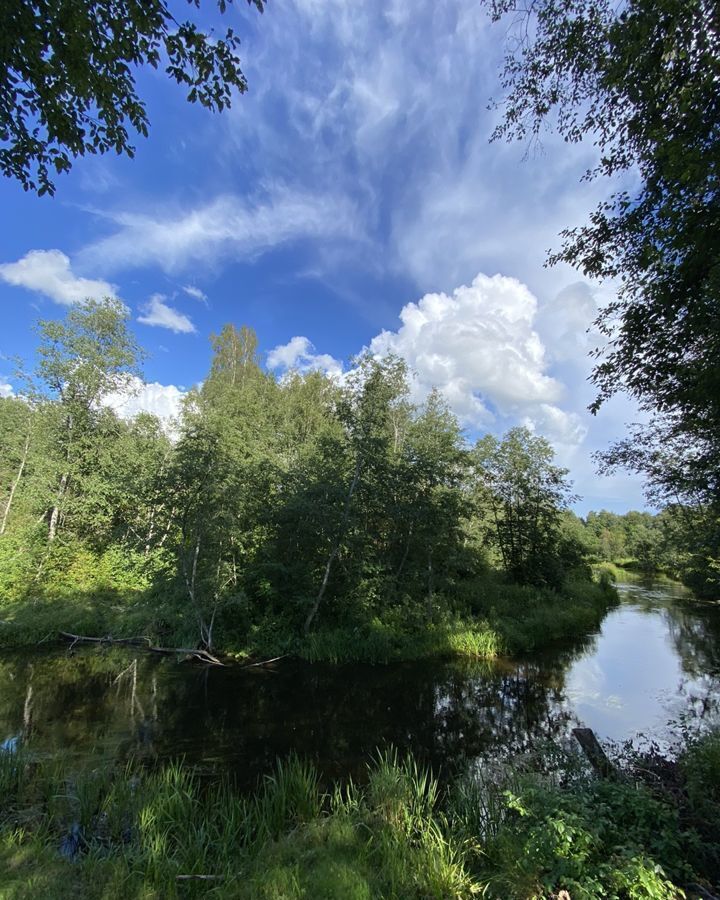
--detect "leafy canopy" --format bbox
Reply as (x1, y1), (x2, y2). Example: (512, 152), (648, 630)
(1, 0), (265, 195)
(490, 0), (720, 445)
(34, 297), (142, 406)
(473, 427), (578, 586)
(490, 0), (720, 591)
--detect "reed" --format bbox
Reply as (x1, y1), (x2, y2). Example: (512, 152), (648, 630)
(2, 730), (716, 898)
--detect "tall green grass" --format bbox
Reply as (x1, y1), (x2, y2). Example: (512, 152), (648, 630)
(299, 616), (503, 664)
(285, 571), (618, 664)
(0, 750), (472, 899)
(2, 731), (720, 898)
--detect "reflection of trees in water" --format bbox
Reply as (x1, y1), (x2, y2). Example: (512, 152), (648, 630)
(430, 634), (600, 769)
(659, 595), (720, 728)
(0, 648), (164, 757)
(672, 674), (720, 728)
(618, 579), (691, 612)
(663, 600), (720, 677)
(0, 640), (595, 788)
(132, 657), (584, 787)
(4, 594), (718, 781)
(428, 661), (578, 773)
(612, 582), (720, 729)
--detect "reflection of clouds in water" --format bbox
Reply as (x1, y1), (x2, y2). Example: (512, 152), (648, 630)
(565, 658), (604, 704)
(2, 582), (717, 779)
(565, 659), (626, 711)
(562, 592), (719, 743)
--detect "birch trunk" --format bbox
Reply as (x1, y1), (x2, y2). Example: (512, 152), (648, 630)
(48, 472), (69, 542)
(0, 429), (30, 536)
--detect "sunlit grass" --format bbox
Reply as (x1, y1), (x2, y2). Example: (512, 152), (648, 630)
(0, 565), (618, 669)
(3, 730), (720, 898)
(0, 749), (475, 899)
(298, 615), (503, 664)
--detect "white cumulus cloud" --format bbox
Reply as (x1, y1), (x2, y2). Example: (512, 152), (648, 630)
(137, 295), (196, 334)
(367, 272), (585, 446)
(269, 273), (586, 451)
(521, 404), (588, 450)
(0, 379), (14, 398)
(267, 335), (343, 377)
(0, 249), (117, 306)
(103, 377), (186, 424)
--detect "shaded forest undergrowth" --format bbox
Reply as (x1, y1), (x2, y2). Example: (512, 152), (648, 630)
(1, 729), (718, 899)
(0, 553), (617, 663)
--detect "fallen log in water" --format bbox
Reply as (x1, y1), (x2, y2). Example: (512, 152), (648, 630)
(58, 632), (225, 666)
(572, 727), (617, 779)
(239, 653), (288, 669)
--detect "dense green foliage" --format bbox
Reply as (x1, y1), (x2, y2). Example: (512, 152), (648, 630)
(1, 730), (718, 898)
(0, 300), (616, 661)
(473, 430), (580, 587)
(596, 432), (720, 597)
(558, 506), (719, 595)
(1, 0), (265, 194)
(490, 0), (720, 600)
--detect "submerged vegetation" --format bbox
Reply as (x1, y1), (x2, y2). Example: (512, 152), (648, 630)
(0, 300), (622, 663)
(1, 730), (718, 899)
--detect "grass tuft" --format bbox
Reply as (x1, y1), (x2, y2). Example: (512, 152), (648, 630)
(2, 732), (720, 898)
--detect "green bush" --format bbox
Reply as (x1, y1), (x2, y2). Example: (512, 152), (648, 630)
(2, 735), (719, 899)
(461, 771), (688, 898)
(0, 535), (618, 663)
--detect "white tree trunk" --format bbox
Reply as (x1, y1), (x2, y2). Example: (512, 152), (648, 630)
(0, 430), (30, 536)
(48, 472), (69, 542)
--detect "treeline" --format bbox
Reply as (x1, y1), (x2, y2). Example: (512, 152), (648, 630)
(574, 510), (670, 568)
(560, 507), (718, 595)
(0, 301), (634, 655)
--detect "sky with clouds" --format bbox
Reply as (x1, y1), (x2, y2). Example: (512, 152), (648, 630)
(0, 0), (648, 513)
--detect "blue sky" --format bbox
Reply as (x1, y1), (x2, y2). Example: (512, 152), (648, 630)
(0, 0), (647, 513)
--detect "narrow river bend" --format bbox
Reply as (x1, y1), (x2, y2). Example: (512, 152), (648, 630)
(1, 581), (718, 786)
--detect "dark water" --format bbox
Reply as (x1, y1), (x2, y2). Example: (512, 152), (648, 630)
(1, 582), (719, 786)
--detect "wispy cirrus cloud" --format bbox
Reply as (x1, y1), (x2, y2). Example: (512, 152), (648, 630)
(70, 1), (611, 304)
(218, 0), (615, 305)
(183, 285), (208, 303)
(78, 186), (363, 275)
(0, 249), (117, 306)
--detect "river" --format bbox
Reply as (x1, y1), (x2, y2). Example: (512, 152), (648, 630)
(1, 581), (718, 785)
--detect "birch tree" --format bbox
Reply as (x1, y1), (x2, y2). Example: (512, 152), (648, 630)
(33, 298), (141, 543)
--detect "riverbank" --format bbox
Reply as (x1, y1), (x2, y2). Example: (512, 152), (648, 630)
(593, 560), (686, 587)
(1, 729), (717, 899)
(0, 574), (617, 664)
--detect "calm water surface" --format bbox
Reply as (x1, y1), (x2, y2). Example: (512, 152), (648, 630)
(1, 581), (718, 785)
